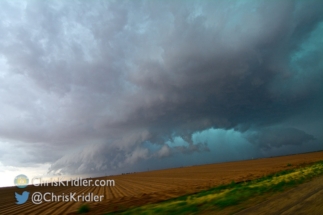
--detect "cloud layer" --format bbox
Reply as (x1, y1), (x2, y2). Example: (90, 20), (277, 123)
(0, 0), (322, 176)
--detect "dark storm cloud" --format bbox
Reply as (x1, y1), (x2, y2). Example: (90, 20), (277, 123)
(243, 127), (316, 150)
(0, 0), (322, 175)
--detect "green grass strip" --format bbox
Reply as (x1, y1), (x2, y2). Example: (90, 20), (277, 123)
(105, 161), (323, 215)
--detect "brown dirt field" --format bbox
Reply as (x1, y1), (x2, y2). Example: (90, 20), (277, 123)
(235, 174), (323, 215)
(1, 151), (323, 215)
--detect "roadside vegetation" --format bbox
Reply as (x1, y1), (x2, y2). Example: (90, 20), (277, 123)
(78, 204), (90, 214)
(106, 160), (323, 215)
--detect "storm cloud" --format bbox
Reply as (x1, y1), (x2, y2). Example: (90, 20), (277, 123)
(243, 127), (316, 150)
(0, 0), (322, 177)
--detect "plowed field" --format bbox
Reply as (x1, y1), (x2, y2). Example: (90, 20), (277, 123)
(1, 151), (323, 215)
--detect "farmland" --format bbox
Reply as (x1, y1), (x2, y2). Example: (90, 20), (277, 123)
(1, 151), (323, 215)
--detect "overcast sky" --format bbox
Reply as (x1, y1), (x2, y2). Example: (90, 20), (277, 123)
(1, 0), (322, 187)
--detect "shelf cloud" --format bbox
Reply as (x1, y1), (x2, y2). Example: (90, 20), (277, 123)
(0, 0), (322, 177)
